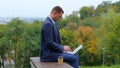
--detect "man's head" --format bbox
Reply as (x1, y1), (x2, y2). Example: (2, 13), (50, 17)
(50, 6), (64, 22)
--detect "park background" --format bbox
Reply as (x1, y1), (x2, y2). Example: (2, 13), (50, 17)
(0, 0), (120, 68)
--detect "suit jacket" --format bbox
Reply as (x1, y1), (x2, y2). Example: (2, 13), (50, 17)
(40, 17), (64, 62)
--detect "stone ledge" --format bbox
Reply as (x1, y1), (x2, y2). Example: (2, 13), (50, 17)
(30, 57), (73, 68)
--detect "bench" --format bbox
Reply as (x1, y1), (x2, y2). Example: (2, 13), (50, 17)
(30, 57), (73, 68)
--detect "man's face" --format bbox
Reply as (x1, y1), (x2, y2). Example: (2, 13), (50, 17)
(54, 12), (63, 22)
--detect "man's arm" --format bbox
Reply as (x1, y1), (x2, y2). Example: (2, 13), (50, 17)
(43, 23), (63, 53)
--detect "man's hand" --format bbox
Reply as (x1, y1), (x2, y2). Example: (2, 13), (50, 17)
(63, 46), (72, 51)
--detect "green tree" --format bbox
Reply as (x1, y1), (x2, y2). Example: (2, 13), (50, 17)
(113, 1), (120, 13)
(95, 1), (112, 16)
(2, 18), (42, 68)
(99, 9), (120, 65)
(18, 22), (42, 67)
(56, 18), (67, 29)
(79, 6), (95, 19)
(65, 11), (79, 24)
(59, 29), (73, 46)
(5, 18), (25, 67)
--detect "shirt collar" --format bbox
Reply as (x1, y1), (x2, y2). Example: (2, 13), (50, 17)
(48, 16), (55, 24)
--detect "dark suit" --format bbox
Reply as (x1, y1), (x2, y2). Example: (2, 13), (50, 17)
(40, 17), (79, 68)
(40, 17), (64, 62)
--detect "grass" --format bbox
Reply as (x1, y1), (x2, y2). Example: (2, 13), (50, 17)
(79, 65), (120, 68)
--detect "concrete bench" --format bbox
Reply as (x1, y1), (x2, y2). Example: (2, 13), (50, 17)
(30, 57), (73, 68)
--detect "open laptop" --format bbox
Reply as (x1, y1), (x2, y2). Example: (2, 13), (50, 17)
(64, 45), (83, 54)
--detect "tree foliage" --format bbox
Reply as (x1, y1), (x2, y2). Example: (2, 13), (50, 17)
(99, 9), (120, 65)
(0, 18), (42, 68)
(79, 6), (95, 19)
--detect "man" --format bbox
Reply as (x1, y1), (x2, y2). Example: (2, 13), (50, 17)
(40, 6), (79, 68)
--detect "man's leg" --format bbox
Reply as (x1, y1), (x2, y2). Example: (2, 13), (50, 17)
(61, 53), (79, 68)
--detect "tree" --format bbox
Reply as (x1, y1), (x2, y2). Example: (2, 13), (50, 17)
(95, 1), (112, 16)
(64, 22), (77, 31)
(56, 18), (67, 29)
(5, 18), (25, 67)
(65, 11), (79, 24)
(113, 1), (120, 13)
(79, 6), (95, 19)
(3, 18), (42, 68)
(99, 9), (120, 65)
(73, 26), (101, 65)
(59, 29), (73, 46)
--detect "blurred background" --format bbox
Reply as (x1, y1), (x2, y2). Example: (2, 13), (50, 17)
(0, 0), (120, 68)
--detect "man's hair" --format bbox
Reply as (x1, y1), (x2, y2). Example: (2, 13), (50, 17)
(51, 6), (64, 14)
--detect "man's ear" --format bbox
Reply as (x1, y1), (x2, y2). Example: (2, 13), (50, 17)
(53, 10), (57, 14)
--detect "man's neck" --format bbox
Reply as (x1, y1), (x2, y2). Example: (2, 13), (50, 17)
(48, 16), (55, 24)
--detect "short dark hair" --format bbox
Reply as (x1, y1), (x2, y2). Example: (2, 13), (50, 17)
(51, 6), (64, 13)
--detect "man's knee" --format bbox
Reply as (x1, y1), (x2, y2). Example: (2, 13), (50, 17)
(72, 55), (78, 62)
(66, 54), (78, 62)
(62, 54), (78, 62)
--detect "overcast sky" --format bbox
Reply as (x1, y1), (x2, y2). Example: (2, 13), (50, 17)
(0, 0), (119, 17)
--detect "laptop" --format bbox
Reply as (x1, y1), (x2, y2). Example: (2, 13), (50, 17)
(64, 45), (83, 54)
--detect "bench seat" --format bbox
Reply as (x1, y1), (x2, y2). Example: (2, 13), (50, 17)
(30, 57), (73, 68)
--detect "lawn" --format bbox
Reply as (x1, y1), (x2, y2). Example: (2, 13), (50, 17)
(80, 65), (120, 68)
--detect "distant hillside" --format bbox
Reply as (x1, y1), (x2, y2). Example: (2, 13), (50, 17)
(0, 17), (45, 24)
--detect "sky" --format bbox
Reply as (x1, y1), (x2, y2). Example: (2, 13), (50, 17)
(0, 0), (119, 18)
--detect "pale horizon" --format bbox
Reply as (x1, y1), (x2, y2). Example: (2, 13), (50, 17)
(0, 0), (119, 18)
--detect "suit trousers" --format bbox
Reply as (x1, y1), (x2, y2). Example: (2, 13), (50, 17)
(61, 53), (79, 68)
